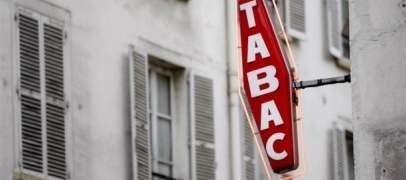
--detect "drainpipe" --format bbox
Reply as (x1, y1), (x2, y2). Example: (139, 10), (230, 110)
(226, 0), (242, 180)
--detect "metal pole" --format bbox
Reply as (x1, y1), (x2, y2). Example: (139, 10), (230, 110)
(293, 74), (351, 89)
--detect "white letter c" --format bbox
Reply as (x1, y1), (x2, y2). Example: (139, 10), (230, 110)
(266, 133), (287, 161)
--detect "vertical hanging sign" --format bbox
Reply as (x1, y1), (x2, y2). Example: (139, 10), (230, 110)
(238, 0), (298, 173)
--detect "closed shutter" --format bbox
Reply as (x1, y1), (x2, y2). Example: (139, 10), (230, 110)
(18, 12), (43, 173)
(129, 47), (150, 180)
(44, 19), (66, 179)
(286, 0), (306, 40)
(18, 9), (66, 179)
(267, 0), (286, 34)
(241, 90), (256, 180)
(333, 122), (348, 180)
(191, 74), (215, 180)
(327, 0), (343, 58)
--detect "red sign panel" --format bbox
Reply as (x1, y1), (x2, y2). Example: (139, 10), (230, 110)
(238, 0), (298, 173)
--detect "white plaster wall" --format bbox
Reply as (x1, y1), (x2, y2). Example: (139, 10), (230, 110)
(0, 0), (17, 179)
(69, 0), (229, 179)
(0, 0), (229, 179)
(350, 0), (406, 179)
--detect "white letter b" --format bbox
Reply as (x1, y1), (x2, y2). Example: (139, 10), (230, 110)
(247, 65), (279, 98)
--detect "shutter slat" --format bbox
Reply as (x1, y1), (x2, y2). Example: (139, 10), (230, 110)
(45, 53), (63, 65)
(22, 126), (42, 137)
(44, 47), (63, 59)
(20, 33), (40, 45)
(44, 25), (63, 37)
(21, 59), (40, 71)
(132, 50), (150, 180)
(193, 75), (215, 180)
(20, 15), (38, 26)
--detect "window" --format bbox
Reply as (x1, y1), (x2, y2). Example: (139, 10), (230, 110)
(346, 132), (354, 180)
(328, 0), (350, 62)
(286, 0), (306, 40)
(17, 8), (67, 179)
(333, 122), (354, 180)
(129, 48), (215, 180)
(149, 68), (175, 179)
(266, 0), (306, 40)
(266, 0), (285, 34)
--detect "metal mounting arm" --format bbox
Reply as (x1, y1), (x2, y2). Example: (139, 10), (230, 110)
(293, 74), (351, 89)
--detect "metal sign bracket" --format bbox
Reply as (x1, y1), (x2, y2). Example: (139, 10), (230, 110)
(293, 74), (351, 89)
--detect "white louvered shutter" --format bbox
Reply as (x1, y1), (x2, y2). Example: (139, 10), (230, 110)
(267, 0), (286, 34)
(327, 0), (343, 58)
(130, 47), (150, 180)
(286, 0), (306, 40)
(333, 122), (348, 180)
(43, 18), (66, 179)
(18, 11), (43, 174)
(241, 90), (256, 180)
(18, 9), (67, 179)
(191, 75), (215, 180)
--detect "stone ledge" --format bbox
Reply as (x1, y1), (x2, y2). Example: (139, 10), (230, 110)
(13, 172), (46, 180)
(337, 58), (350, 70)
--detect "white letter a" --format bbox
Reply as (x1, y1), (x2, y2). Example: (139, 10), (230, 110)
(248, 33), (270, 63)
(261, 100), (283, 130)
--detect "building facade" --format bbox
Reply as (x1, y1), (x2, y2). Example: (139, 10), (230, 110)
(351, 0), (406, 179)
(0, 0), (352, 180)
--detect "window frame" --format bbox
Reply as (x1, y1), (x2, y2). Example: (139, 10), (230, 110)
(14, 5), (71, 180)
(327, 0), (350, 68)
(345, 130), (354, 180)
(149, 65), (177, 179)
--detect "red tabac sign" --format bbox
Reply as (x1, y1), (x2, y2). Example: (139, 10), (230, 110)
(238, 0), (298, 173)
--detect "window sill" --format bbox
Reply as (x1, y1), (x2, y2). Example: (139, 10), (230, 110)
(13, 172), (45, 180)
(278, 33), (294, 45)
(336, 57), (350, 71)
(152, 172), (180, 180)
